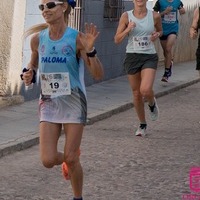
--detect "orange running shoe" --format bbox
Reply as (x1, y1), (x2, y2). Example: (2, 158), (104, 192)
(62, 162), (70, 180)
(62, 149), (81, 180)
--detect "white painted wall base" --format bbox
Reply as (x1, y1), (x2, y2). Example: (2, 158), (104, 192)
(8, 0), (26, 95)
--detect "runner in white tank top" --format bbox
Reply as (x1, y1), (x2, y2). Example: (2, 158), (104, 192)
(114, 0), (162, 137)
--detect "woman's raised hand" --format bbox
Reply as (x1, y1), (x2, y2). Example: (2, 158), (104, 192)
(79, 23), (100, 52)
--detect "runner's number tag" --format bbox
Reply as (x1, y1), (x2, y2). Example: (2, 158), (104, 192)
(133, 36), (152, 50)
(40, 72), (71, 96)
(164, 12), (176, 22)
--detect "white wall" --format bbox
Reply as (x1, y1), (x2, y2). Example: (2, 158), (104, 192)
(23, 0), (44, 68)
(8, 0), (26, 94)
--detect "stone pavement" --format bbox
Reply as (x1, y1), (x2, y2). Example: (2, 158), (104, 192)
(0, 60), (199, 158)
(1, 81), (200, 200)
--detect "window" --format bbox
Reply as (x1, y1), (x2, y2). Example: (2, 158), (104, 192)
(104, 0), (124, 21)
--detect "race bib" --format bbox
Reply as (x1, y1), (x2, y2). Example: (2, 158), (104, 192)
(133, 36), (152, 50)
(40, 72), (71, 96)
(164, 12), (176, 22)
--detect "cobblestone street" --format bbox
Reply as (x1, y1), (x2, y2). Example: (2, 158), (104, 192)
(0, 83), (200, 200)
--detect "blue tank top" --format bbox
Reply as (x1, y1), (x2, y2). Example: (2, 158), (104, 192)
(154, 0), (182, 35)
(38, 27), (85, 95)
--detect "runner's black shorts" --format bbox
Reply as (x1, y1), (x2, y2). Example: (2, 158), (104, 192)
(159, 32), (177, 40)
(196, 37), (200, 70)
(123, 53), (158, 75)
(196, 49), (200, 70)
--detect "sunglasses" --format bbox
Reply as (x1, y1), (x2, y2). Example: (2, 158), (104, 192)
(39, 2), (63, 11)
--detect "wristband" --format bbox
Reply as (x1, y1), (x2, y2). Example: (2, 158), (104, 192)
(86, 47), (97, 57)
(20, 68), (36, 83)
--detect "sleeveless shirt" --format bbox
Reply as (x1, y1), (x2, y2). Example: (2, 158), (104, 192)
(154, 0), (182, 35)
(126, 9), (156, 54)
(38, 27), (87, 124)
(39, 27), (86, 97)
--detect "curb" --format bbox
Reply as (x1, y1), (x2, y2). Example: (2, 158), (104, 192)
(0, 95), (24, 109)
(0, 132), (39, 158)
(87, 78), (200, 125)
(0, 78), (199, 159)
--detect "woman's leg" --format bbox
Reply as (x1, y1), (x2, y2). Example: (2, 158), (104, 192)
(140, 68), (159, 121)
(164, 34), (177, 68)
(39, 122), (63, 168)
(160, 39), (168, 67)
(160, 34), (177, 81)
(128, 73), (146, 124)
(160, 34), (176, 69)
(140, 68), (156, 105)
(63, 123), (84, 199)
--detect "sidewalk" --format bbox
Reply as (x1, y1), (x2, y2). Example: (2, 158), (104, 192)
(0, 60), (199, 158)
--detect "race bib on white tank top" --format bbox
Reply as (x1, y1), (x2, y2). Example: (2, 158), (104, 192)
(132, 36), (152, 51)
